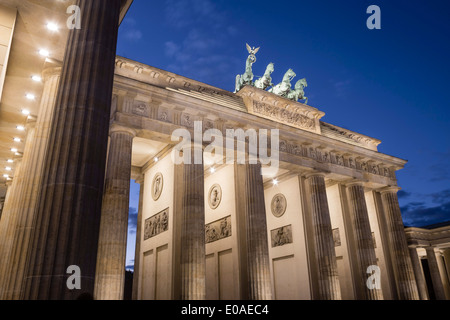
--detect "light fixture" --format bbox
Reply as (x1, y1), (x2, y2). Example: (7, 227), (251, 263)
(22, 109), (31, 116)
(7, 159), (14, 163)
(3, 174), (9, 179)
(5, 167), (12, 172)
(26, 93), (35, 100)
(39, 49), (49, 57)
(273, 179), (279, 186)
(11, 148), (18, 153)
(154, 157), (159, 163)
(46, 22), (59, 32)
(31, 75), (42, 82)
(210, 167), (216, 174)
(14, 138), (21, 142)
(17, 126), (25, 131)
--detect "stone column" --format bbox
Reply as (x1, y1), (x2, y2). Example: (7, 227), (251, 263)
(132, 176), (144, 300)
(0, 173), (21, 294)
(0, 67), (61, 300)
(304, 174), (341, 300)
(23, 0), (123, 300)
(435, 251), (450, 299)
(443, 249), (450, 286)
(346, 183), (383, 300)
(409, 247), (429, 300)
(94, 125), (136, 300)
(235, 162), (272, 300)
(380, 188), (419, 300)
(0, 123), (34, 297)
(425, 247), (446, 300)
(178, 144), (206, 300)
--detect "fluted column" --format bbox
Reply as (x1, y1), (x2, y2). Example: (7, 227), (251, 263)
(408, 247), (429, 300)
(443, 249), (450, 287)
(23, 0), (123, 300)
(0, 161), (23, 294)
(346, 183), (383, 300)
(131, 176), (144, 300)
(305, 174), (341, 300)
(0, 67), (61, 300)
(425, 247), (446, 300)
(179, 144), (206, 300)
(380, 188), (419, 300)
(94, 125), (136, 300)
(435, 250), (450, 299)
(234, 162), (272, 300)
(0, 121), (36, 297)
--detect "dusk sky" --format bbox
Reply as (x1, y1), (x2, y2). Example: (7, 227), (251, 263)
(119, 0), (450, 269)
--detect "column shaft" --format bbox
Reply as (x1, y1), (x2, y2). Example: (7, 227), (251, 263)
(0, 68), (60, 300)
(443, 249), (450, 287)
(24, 0), (122, 300)
(425, 247), (446, 300)
(408, 247), (429, 300)
(178, 146), (206, 300)
(94, 127), (135, 300)
(0, 161), (24, 295)
(347, 184), (383, 300)
(306, 174), (341, 300)
(381, 190), (419, 300)
(234, 163), (272, 300)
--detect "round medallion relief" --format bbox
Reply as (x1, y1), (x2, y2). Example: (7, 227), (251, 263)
(271, 194), (287, 218)
(151, 173), (164, 201)
(208, 184), (222, 210)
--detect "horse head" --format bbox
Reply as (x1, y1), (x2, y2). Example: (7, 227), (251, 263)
(283, 69), (296, 83)
(295, 78), (308, 90)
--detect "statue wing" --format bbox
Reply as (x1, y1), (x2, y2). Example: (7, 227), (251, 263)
(254, 47), (260, 54)
(246, 43), (252, 54)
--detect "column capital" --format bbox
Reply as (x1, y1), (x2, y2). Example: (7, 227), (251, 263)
(343, 180), (366, 188)
(303, 171), (327, 180)
(378, 186), (401, 194)
(134, 174), (145, 185)
(109, 124), (137, 137)
(42, 66), (62, 82)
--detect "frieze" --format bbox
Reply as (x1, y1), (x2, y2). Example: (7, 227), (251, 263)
(144, 208), (169, 241)
(252, 101), (316, 132)
(271, 225), (293, 248)
(205, 216), (232, 244)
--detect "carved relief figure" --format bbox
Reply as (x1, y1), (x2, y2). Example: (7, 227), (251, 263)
(208, 184), (222, 210)
(271, 225), (293, 248)
(144, 208), (169, 240)
(152, 173), (164, 201)
(337, 155), (344, 166)
(349, 158), (356, 168)
(205, 216), (232, 244)
(271, 194), (287, 218)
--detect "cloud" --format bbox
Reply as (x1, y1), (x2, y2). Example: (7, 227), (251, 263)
(397, 190), (412, 199)
(120, 17), (143, 42)
(128, 207), (138, 234)
(123, 29), (143, 41)
(402, 201), (450, 227)
(430, 189), (450, 204)
(162, 0), (240, 87)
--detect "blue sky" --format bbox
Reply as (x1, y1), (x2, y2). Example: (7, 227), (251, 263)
(119, 0), (450, 269)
